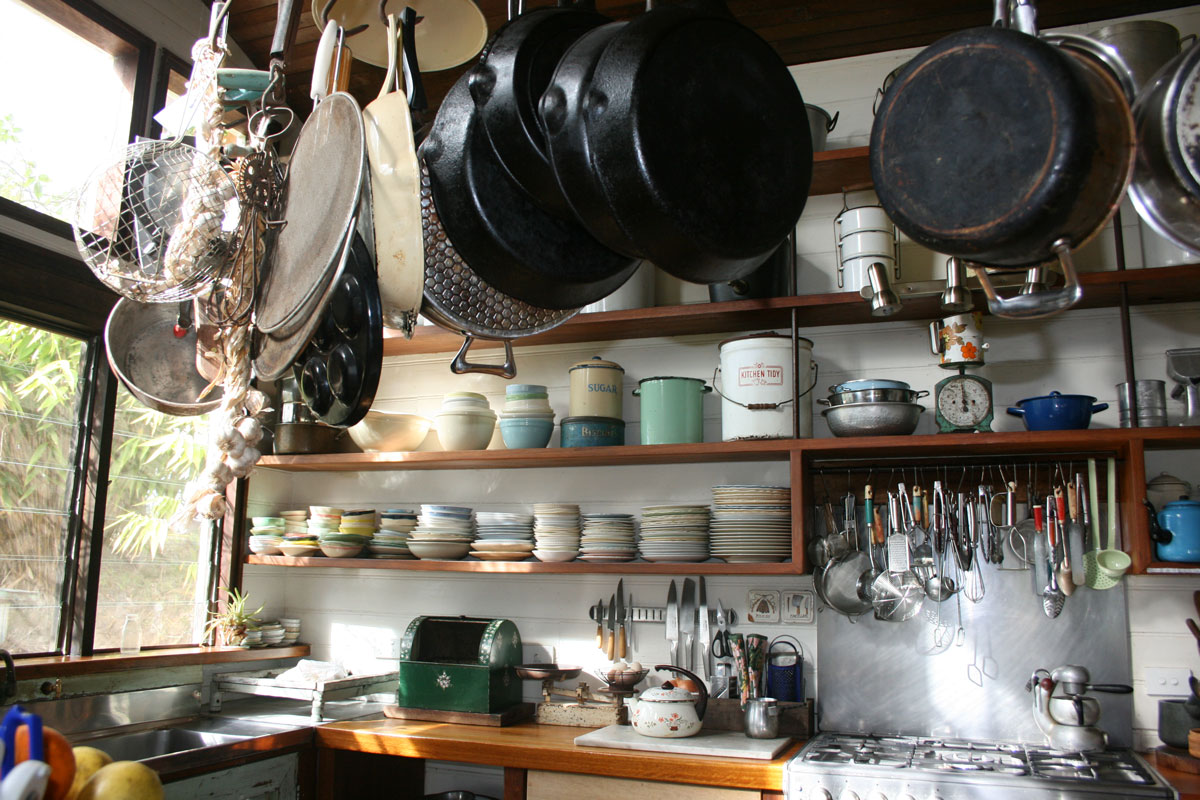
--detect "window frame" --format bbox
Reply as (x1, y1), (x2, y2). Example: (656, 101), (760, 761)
(1, 0), (232, 658)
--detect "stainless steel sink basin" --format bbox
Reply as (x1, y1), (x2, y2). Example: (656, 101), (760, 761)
(84, 717), (300, 761)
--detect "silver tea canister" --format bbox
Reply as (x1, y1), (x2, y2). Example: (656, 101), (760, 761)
(744, 697), (780, 739)
(1117, 380), (1167, 427)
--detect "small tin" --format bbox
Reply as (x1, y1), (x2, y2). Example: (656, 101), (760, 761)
(569, 356), (624, 419)
(560, 416), (625, 447)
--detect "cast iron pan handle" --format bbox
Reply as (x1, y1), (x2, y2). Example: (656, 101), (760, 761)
(1145, 499), (1173, 544)
(451, 336), (517, 379)
(970, 239), (1083, 319)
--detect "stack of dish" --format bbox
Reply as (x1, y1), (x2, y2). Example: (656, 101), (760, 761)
(818, 379), (927, 437)
(532, 503), (581, 562)
(319, 508), (374, 557)
(499, 384), (555, 449)
(435, 392), (497, 451)
(578, 513), (637, 563)
(278, 617), (301, 644)
(408, 504), (474, 560)
(242, 629), (262, 648)
(258, 621), (285, 647)
(248, 516), (284, 555)
(280, 509), (308, 536)
(371, 509), (417, 558)
(279, 507), (332, 556)
(472, 511), (535, 561)
(709, 485), (792, 563)
(638, 505), (711, 562)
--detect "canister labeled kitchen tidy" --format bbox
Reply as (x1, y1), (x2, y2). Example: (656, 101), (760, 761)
(715, 333), (815, 440)
(569, 356), (624, 419)
(634, 377), (711, 445)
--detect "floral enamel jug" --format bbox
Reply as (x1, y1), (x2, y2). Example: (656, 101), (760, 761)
(624, 665), (708, 738)
(930, 312), (989, 368)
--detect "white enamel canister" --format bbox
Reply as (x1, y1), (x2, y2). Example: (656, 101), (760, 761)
(716, 333), (814, 440)
(834, 202), (900, 291)
(569, 356), (624, 419)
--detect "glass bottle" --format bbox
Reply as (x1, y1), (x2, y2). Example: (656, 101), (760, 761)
(120, 613), (142, 655)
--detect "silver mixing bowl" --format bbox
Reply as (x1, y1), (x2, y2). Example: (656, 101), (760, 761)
(821, 401), (924, 437)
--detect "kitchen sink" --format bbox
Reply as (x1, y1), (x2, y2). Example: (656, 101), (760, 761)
(83, 717), (300, 762)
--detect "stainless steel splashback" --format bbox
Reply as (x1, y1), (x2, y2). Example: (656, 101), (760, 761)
(816, 566), (1132, 746)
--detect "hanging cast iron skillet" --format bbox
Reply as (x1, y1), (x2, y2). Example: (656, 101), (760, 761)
(292, 230), (382, 428)
(422, 70), (640, 310)
(542, 0), (812, 283)
(870, 26), (1135, 269)
(469, 1), (608, 218)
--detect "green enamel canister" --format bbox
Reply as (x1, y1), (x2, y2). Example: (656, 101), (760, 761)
(396, 616), (523, 713)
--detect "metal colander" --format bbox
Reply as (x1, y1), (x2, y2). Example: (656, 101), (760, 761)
(419, 163), (578, 339)
(72, 139), (239, 303)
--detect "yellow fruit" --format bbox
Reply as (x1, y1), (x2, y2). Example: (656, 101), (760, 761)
(77, 761), (163, 800)
(65, 747), (113, 800)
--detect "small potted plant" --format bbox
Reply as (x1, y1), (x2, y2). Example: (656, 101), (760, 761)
(205, 586), (263, 647)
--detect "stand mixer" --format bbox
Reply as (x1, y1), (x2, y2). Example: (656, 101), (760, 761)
(1027, 665), (1133, 751)
(1167, 348), (1200, 425)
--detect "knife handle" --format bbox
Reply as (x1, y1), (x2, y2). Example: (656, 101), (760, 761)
(596, 620), (603, 650)
(605, 628), (615, 660)
(617, 621), (626, 659)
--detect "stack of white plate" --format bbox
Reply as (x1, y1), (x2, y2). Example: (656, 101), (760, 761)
(471, 511), (536, 561)
(579, 513), (637, 563)
(372, 509), (417, 558)
(280, 509), (308, 536)
(532, 503), (581, 562)
(709, 484), (792, 563)
(408, 505), (474, 560)
(638, 505), (711, 562)
(278, 617), (301, 644)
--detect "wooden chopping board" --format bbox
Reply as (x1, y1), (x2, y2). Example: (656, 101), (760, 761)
(574, 724), (792, 760)
(1157, 745), (1200, 775)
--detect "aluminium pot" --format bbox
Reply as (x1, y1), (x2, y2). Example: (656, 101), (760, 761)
(820, 387), (928, 407)
(1006, 391), (1108, 431)
(805, 104), (839, 151)
(633, 376), (711, 445)
(822, 401), (923, 437)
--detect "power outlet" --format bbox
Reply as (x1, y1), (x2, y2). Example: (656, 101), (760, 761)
(781, 590), (815, 624)
(1145, 667), (1193, 697)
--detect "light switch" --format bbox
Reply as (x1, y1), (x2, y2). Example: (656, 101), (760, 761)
(1145, 667), (1193, 696)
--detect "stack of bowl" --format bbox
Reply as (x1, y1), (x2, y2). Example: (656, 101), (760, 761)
(499, 384), (555, 449)
(372, 509), (417, 558)
(258, 621), (285, 647)
(435, 392), (497, 451)
(278, 617), (301, 644)
(319, 509), (374, 557)
(304, 506), (342, 556)
(249, 517), (284, 555)
(818, 379), (927, 437)
(280, 509), (308, 536)
(279, 508), (326, 556)
(408, 505), (474, 560)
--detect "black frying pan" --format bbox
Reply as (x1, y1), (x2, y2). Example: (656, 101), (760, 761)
(422, 70), (640, 310)
(545, 0), (812, 283)
(470, 1), (608, 219)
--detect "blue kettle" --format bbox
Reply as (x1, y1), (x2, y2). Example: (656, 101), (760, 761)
(1157, 500), (1200, 563)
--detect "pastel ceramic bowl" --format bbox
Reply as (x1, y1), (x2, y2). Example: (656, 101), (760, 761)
(320, 542), (364, 558)
(347, 411), (432, 452)
(502, 398), (554, 413)
(407, 540), (472, 560)
(507, 384), (547, 395)
(279, 543), (320, 557)
(435, 409), (496, 451)
(504, 392), (549, 401)
(500, 417), (555, 449)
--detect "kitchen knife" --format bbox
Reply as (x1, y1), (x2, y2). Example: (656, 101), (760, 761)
(606, 593), (617, 660)
(627, 592), (634, 656)
(616, 580), (626, 659)
(666, 580), (679, 666)
(698, 577), (710, 680)
(594, 598), (605, 650)
(681, 577), (696, 671)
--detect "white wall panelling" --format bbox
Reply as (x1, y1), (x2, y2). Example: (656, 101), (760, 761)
(242, 9), (1200, 783)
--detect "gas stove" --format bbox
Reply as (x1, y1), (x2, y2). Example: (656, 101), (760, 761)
(784, 733), (1177, 800)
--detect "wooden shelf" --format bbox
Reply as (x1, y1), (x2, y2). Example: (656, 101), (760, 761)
(246, 555), (797, 575)
(1145, 562), (1200, 574)
(810, 146), (871, 196)
(382, 263), (1200, 357)
(7, 645), (310, 681)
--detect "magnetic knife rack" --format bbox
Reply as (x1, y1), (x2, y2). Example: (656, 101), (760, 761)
(596, 605), (739, 625)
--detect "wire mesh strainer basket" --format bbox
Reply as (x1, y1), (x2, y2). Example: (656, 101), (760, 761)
(72, 139), (239, 303)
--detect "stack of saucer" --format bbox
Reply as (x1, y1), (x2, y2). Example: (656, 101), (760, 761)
(278, 617), (301, 644)
(248, 516), (284, 555)
(280, 509), (308, 536)
(471, 511), (536, 561)
(408, 505), (474, 560)
(258, 621), (285, 647)
(708, 484), (791, 563)
(372, 509), (417, 558)
(638, 504), (711, 562)
(578, 513), (637, 563)
(277, 507), (331, 556)
(532, 503), (581, 562)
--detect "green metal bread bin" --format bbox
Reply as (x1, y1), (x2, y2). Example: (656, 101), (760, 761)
(396, 616), (523, 714)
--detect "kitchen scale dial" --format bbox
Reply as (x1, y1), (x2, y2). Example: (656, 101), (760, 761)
(934, 370), (994, 433)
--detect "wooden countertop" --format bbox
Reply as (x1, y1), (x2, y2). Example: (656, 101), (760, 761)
(1145, 751), (1200, 800)
(316, 719), (802, 791)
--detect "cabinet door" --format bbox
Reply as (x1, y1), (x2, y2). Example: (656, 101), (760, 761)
(527, 770), (759, 800)
(164, 753), (299, 800)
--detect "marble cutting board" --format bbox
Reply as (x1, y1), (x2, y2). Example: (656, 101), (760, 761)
(574, 724), (793, 760)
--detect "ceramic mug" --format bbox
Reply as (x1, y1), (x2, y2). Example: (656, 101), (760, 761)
(929, 312), (989, 368)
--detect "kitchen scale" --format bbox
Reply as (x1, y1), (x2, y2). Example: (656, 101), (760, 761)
(516, 664), (646, 728)
(930, 313), (995, 433)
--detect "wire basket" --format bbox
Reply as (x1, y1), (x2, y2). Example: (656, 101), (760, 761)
(72, 139), (239, 303)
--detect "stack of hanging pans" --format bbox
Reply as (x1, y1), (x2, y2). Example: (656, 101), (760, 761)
(418, 0), (813, 334)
